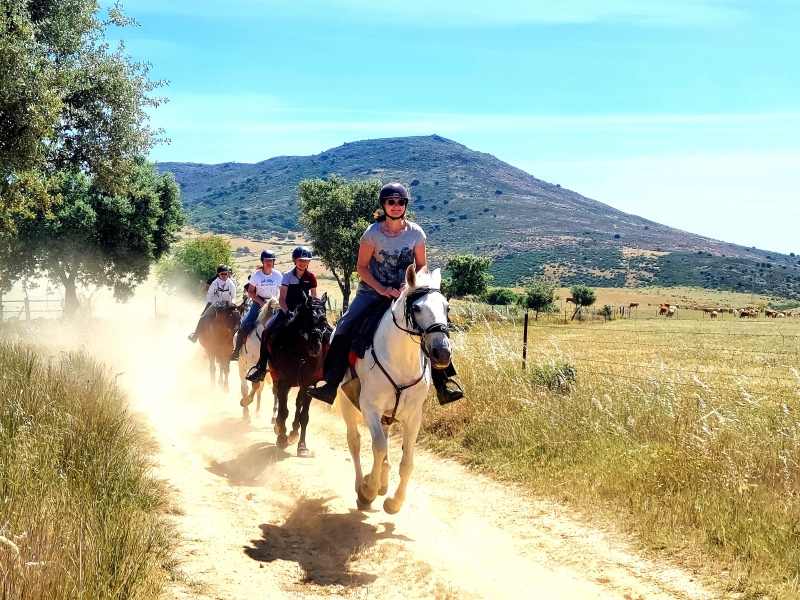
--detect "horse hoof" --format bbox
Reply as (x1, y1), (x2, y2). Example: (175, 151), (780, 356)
(288, 431), (299, 445)
(378, 485), (389, 496)
(356, 498), (372, 511)
(222, 385), (229, 394)
(383, 497), (402, 515)
(357, 483), (377, 505)
(273, 424), (280, 435)
(297, 443), (310, 458)
(276, 435), (289, 450)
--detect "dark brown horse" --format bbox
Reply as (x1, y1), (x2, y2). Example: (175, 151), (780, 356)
(266, 293), (329, 457)
(199, 302), (246, 392)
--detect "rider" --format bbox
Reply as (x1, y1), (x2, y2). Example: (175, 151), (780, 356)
(188, 264), (236, 343)
(307, 182), (463, 406)
(229, 250), (282, 361)
(245, 246), (319, 382)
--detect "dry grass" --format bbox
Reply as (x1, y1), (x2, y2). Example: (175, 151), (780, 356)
(423, 309), (800, 598)
(0, 340), (177, 599)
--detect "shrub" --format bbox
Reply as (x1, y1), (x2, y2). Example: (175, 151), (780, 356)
(495, 190), (502, 195)
(443, 254), (493, 298)
(527, 362), (577, 392)
(601, 304), (613, 320)
(483, 287), (520, 306)
(614, 234), (621, 239)
(410, 179), (420, 186)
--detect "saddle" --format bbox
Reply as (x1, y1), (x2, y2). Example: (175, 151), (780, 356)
(350, 297), (392, 359)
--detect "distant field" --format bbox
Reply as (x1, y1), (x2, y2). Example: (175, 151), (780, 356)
(424, 309), (800, 599)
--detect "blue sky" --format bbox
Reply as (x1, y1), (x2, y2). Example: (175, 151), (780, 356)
(114, 0), (800, 254)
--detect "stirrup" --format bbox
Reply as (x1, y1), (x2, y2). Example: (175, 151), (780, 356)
(246, 365), (266, 382)
(436, 379), (464, 406)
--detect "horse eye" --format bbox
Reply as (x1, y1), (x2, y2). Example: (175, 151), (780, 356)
(412, 305), (421, 312)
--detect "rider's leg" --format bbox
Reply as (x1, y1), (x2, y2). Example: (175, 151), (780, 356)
(431, 362), (464, 405)
(188, 304), (216, 343)
(245, 310), (283, 381)
(308, 290), (381, 404)
(230, 302), (260, 360)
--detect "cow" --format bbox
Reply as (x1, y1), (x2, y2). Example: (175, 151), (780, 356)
(667, 307), (677, 318)
(710, 310), (717, 319)
(629, 302), (639, 309)
(659, 305), (669, 316)
(566, 297), (574, 304)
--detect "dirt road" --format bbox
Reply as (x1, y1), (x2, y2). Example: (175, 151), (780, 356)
(56, 293), (713, 600)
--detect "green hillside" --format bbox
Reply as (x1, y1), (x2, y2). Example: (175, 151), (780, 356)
(159, 135), (800, 299)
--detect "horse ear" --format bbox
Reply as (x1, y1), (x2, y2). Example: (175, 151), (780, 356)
(406, 264), (417, 288)
(431, 268), (442, 290)
(320, 292), (328, 305)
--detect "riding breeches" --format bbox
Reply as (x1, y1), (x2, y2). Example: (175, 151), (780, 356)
(193, 304), (217, 335)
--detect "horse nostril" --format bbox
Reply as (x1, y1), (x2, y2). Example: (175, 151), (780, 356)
(431, 348), (440, 360)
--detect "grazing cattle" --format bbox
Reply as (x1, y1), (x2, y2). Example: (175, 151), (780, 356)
(732, 309), (738, 317)
(629, 302), (639, 309)
(566, 297), (574, 304)
(659, 305), (669, 316)
(710, 310), (717, 319)
(765, 309), (778, 318)
(740, 310), (757, 318)
(667, 307), (677, 318)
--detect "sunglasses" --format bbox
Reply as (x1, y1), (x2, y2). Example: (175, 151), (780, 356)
(385, 198), (408, 207)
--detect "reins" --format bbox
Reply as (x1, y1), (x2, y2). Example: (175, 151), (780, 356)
(371, 286), (449, 424)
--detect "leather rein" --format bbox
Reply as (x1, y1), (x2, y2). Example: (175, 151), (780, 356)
(371, 287), (449, 424)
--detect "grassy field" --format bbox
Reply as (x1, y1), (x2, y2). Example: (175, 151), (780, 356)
(0, 340), (177, 599)
(423, 308), (800, 598)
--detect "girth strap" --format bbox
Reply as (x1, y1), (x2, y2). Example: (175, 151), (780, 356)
(370, 346), (428, 425)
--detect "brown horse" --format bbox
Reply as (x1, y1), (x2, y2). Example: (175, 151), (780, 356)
(199, 302), (246, 392)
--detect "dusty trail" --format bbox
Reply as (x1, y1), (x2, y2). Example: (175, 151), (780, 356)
(49, 292), (713, 600)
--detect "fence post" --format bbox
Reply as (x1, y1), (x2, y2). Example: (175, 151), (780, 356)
(24, 297), (30, 321)
(564, 309), (567, 324)
(0, 291), (3, 323)
(522, 310), (529, 371)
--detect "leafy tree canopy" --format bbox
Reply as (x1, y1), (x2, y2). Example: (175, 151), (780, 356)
(443, 254), (492, 298)
(8, 159), (183, 315)
(569, 284), (596, 320)
(0, 0), (165, 235)
(483, 287), (519, 306)
(522, 279), (556, 318)
(298, 174), (382, 309)
(157, 235), (233, 294)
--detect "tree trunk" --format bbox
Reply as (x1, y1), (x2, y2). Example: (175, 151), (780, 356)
(63, 273), (79, 318)
(571, 305), (581, 321)
(342, 275), (351, 311)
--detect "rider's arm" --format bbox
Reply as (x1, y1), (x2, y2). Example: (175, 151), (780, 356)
(248, 284), (263, 306)
(278, 286), (289, 312)
(357, 241), (396, 297)
(414, 243), (428, 274)
(310, 287), (318, 298)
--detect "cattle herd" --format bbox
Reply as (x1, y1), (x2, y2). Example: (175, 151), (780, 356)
(650, 303), (798, 319)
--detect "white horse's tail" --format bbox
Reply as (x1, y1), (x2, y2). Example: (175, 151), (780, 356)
(257, 297), (280, 325)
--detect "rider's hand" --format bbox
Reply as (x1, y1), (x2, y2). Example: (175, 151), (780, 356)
(380, 285), (401, 299)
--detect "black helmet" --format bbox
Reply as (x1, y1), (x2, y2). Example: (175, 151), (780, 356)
(380, 182), (409, 202)
(216, 264), (228, 274)
(260, 249), (276, 261)
(292, 246), (314, 261)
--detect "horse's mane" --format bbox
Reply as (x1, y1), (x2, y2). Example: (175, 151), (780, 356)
(257, 297), (280, 325)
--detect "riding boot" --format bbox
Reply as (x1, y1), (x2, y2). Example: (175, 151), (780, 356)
(307, 335), (351, 405)
(229, 321), (254, 361)
(431, 364), (463, 405)
(246, 347), (270, 382)
(189, 305), (215, 343)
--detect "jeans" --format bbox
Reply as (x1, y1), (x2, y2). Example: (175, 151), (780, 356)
(241, 301), (261, 332)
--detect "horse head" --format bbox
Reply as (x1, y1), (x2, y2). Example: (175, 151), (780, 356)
(401, 265), (452, 369)
(290, 292), (329, 357)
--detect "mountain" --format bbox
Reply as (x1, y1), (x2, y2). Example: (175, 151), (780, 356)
(159, 135), (800, 299)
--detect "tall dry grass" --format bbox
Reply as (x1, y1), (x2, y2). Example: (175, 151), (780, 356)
(0, 340), (176, 599)
(423, 308), (800, 598)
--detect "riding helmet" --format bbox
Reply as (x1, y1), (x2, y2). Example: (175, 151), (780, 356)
(260, 249), (276, 261)
(216, 264), (229, 274)
(292, 246), (314, 261)
(379, 182), (409, 202)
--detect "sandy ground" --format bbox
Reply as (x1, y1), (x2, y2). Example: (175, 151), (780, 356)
(18, 284), (715, 600)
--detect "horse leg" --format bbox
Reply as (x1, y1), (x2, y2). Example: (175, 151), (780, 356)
(288, 391), (301, 446)
(254, 380), (263, 416)
(207, 352), (216, 387)
(341, 391), (370, 508)
(274, 383), (290, 450)
(384, 413), (422, 515)
(271, 386), (279, 425)
(296, 389), (312, 457)
(358, 411), (388, 507)
(221, 362), (229, 393)
(378, 422), (391, 496)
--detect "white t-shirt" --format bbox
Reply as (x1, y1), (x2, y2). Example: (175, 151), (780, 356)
(249, 268), (282, 299)
(207, 277), (237, 304)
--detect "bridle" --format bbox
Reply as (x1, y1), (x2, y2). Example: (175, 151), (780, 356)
(372, 286), (450, 425)
(281, 300), (329, 363)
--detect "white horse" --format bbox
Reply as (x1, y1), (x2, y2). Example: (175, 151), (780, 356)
(238, 298), (280, 422)
(338, 265), (452, 514)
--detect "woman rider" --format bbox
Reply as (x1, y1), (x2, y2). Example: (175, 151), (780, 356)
(229, 250), (282, 361)
(308, 182), (463, 406)
(245, 246), (318, 382)
(188, 264), (235, 342)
